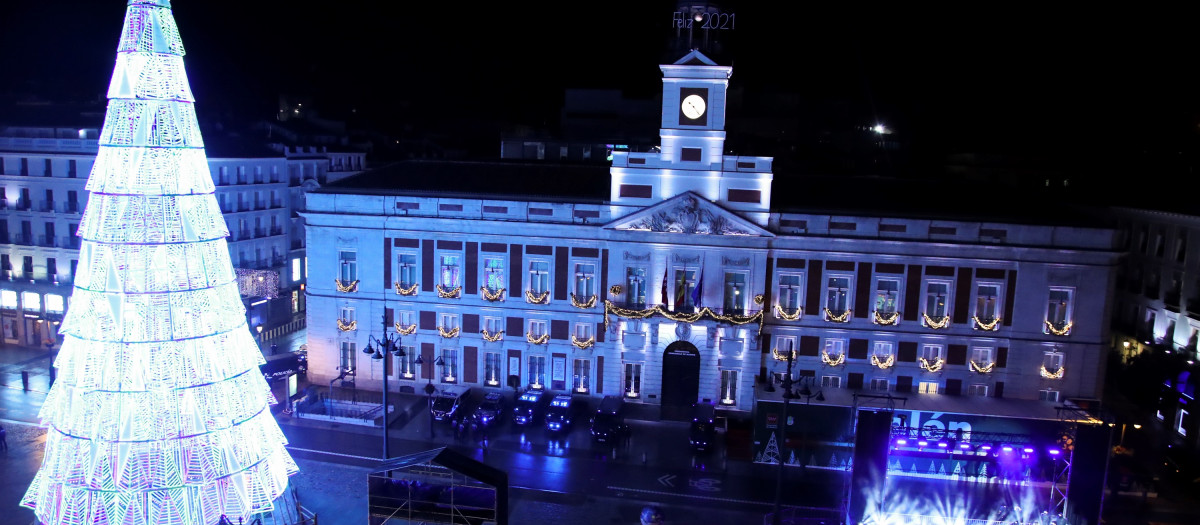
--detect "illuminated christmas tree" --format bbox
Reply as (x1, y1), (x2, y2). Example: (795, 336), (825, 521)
(21, 1), (297, 524)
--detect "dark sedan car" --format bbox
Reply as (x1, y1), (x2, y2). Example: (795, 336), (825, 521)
(471, 392), (507, 429)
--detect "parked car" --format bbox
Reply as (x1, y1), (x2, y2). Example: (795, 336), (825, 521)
(430, 386), (472, 422)
(689, 402), (717, 453)
(512, 390), (553, 426)
(590, 395), (630, 443)
(471, 392), (507, 430)
(544, 394), (578, 433)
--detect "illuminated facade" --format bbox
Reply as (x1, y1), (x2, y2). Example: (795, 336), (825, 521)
(20, 1), (296, 523)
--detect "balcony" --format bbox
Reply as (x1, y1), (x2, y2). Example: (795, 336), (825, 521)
(237, 204), (250, 212)
(255, 228), (267, 238)
(39, 201), (56, 213)
(291, 239), (304, 249)
(254, 176), (265, 184)
(65, 202), (81, 214)
(237, 176), (248, 185)
(271, 200), (284, 209)
(62, 236), (80, 249)
(37, 235), (57, 248)
(270, 227), (283, 236)
(15, 200), (31, 211)
(12, 234), (33, 246)
(218, 177), (230, 186)
(255, 200), (266, 210)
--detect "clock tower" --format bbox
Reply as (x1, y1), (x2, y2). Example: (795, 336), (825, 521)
(610, 49), (773, 225)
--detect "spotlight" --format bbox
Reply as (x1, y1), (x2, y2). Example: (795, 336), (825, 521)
(918, 440), (928, 448)
(1023, 447), (1034, 454)
(980, 445), (992, 451)
(896, 439), (908, 446)
(937, 442), (948, 448)
(1049, 449), (1061, 456)
(1002, 446), (1013, 453)
(959, 443), (971, 450)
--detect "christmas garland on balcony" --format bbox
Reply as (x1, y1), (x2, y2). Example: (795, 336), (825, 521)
(571, 335), (595, 349)
(436, 284), (461, 299)
(774, 305), (802, 321)
(395, 322), (417, 335)
(570, 294), (597, 309)
(873, 310), (900, 326)
(1040, 365), (1065, 379)
(337, 319), (357, 332)
(395, 282), (418, 296)
(602, 300), (764, 335)
(527, 332), (550, 345)
(972, 316), (1001, 331)
(480, 287), (505, 302)
(1044, 320), (1072, 336)
(437, 326), (460, 338)
(481, 329), (504, 342)
(870, 353), (895, 369)
(969, 360), (995, 373)
(335, 279), (359, 293)
(821, 350), (845, 367)
(824, 307), (851, 323)
(919, 357), (944, 373)
(526, 290), (550, 304)
(772, 347), (797, 361)
(922, 313), (951, 330)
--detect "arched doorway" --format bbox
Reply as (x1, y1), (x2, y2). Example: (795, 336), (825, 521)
(661, 340), (701, 421)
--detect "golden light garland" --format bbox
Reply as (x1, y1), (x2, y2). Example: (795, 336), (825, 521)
(1040, 365), (1065, 380)
(919, 357), (944, 373)
(873, 310), (900, 326)
(870, 353), (895, 369)
(609, 285), (623, 296)
(603, 300), (764, 335)
(972, 316), (1001, 331)
(824, 308), (851, 323)
(437, 326), (461, 338)
(1045, 320), (1073, 336)
(527, 332), (550, 345)
(395, 322), (417, 335)
(337, 319), (357, 332)
(526, 289), (550, 304)
(821, 350), (845, 367)
(436, 285), (462, 299)
(969, 360), (995, 373)
(395, 282), (418, 296)
(570, 294), (597, 309)
(571, 335), (595, 349)
(335, 279), (359, 293)
(480, 287), (506, 302)
(753, 294), (765, 305)
(922, 313), (951, 330)
(481, 329), (504, 342)
(774, 305), (802, 321)
(771, 347), (797, 362)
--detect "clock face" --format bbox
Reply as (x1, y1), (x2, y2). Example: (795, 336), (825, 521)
(681, 94), (706, 120)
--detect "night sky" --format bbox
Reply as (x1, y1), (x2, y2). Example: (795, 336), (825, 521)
(2, 1), (1198, 184)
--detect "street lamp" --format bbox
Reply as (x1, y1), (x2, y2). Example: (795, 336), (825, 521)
(771, 346), (797, 525)
(256, 323), (264, 344)
(364, 313), (404, 460)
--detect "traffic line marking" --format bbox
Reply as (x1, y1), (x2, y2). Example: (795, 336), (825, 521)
(607, 486), (772, 506)
(286, 446), (380, 462)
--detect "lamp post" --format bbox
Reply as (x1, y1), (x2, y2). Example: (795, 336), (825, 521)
(364, 313), (404, 460)
(771, 347), (797, 525)
(256, 323), (263, 345)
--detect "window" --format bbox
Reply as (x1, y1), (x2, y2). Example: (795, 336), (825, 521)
(573, 359), (590, 393)
(398, 345), (416, 378)
(778, 274), (802, 312)
(574, 263), (596, 297)
(574, 322), (593, 341)
(291, 258), (301, 281)
(674, 269), (697, 311)
(1046, 288), (1073, 332)
(483, 258), (504, 292)
(1043, 351), (1064, 372)
(626, 267), (647, 308)
(971, 347), (993, 364)
(1039, 389), (1060, 402)
(440, 313), (459, 332)
(873, 341), (893, 357)
(975, 284), (1001, 322)
(826, 276), (850, 314)
(340, 306), (356, 323)
(825, 338), (845, 356)
(22, 292), (40, 312)
(340, 341), (356, 373)
(870, 378), (889, 391)
(398, 254), (418, 287)
(528, 319), (547, 338)
(0, 290), (16, 309)
(918, 381), (939, 394)
(723, 272), (746, 315)
(720, 370), (739, 405)
(528, 355), (546, 389)
(45, 294), (64, 314)
(440, 349), (458, 383)
(967, 384), (989, 397)
(47, 258), (57, 280)
(624, 363), (642, 397)
(875, 279), (900, 315)
(1176, 408), (1188, 437)
(484, 352), (502, 386)
(821, 375), (841, 388)
(1176, 232), (1188, 263)
(439, 255), (460, 288)
(920, 344), (943, 361)
(529, 261), (550, 294)
(483, 316), (502, 335)
(338, 251), (357, 282)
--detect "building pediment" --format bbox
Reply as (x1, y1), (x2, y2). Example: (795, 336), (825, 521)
(605, 192), (772, 237)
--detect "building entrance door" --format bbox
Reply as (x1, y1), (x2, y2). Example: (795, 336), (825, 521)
(660, 340), (700, 421)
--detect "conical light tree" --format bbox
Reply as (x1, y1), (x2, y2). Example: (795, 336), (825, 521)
(21, 1), (297, 524)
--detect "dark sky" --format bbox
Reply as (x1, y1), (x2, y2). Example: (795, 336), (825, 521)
(3, 1), (1198, 177)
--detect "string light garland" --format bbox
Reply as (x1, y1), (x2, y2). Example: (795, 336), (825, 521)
(527, 332), (550, 345)
(395, 322), (417, 335)
(480, 287), (505, 302)
(570, 294), (597, 309)
(609, 285), (623, 296)
(970, 360), (996, 373)
(774, 305), (802, 321)
(1045, 320), (1072, 336)
(395, 282), (419, 296)
(772, 347), (797, 361)
(821, 350), (845, 367)
(338, 319), (358, 332)
(824, 307), (851, 323)
(870, 353), (896, 369)
(1040, 365), (1065, 379)
(873, 310), (900, 326)
(526, 290), (550, 304)
(922, 313), (951, 329)
(603, 300), (764, 335)
(919, 357), (944, 372)
(335, 279), (359, 293)
(437, 326), (461, 338)
(481, 329), (504, 342)
(753, 294), (765, 305)
(436, 285), (461, 299)
(571, 335), (595, 349)
(973, 316), (1001, 331)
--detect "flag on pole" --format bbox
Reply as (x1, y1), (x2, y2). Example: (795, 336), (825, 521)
(661, 261), (670, 308)
(691, 267), (705, 309)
